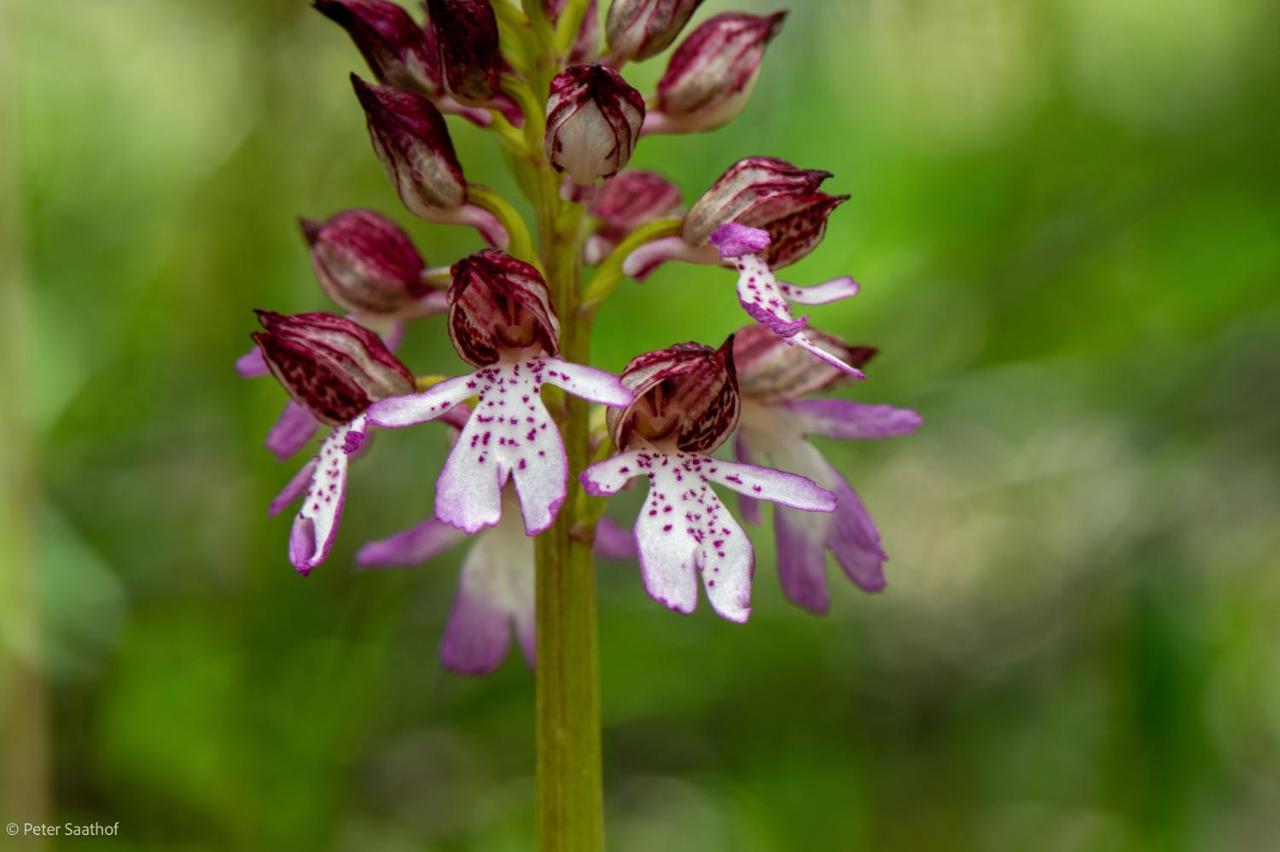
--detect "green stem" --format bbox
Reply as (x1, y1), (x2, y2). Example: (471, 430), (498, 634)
(533, 174), (604, 851)
(580, 217), (684, 316)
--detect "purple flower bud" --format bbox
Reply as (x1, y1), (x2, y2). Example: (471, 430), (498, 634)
(300, 209), (432, 316)
(683, 156), (847, 268)
(314, 0), (441, 96)
(585, 170), (683, 263)
(733, 324), (876, 402)
(351, 73), (467, 217)
(448, 250), (561, 366)
(608, 338), (739, 454)
(605, 0), (705, 64)
(426, 0), (501, 104)
(648, 12), (786, 134)
(545, 64), (646, 186)
(253, 311), (416, 426)
(546, 0), (601, 63)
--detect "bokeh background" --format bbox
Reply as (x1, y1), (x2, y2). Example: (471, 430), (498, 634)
(3, 0), (1279, 849)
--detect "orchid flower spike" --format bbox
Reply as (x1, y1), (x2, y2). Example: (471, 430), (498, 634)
(580, 339), (837, 622)
(235, 209), (447, 461)
(584, 170), (683, 265)
(351, 74), (509, 248)
(252, 311), (416, 574)
(711, 223), (864, 377)
(367, 249), (632, 535)
(645, 12), (786, 136)
(732, 326), (921, 612)
(623, 156), (848, 278)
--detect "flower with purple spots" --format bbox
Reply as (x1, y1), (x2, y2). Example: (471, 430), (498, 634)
(251, 310), (417, 574)
(711, 222), (865, 376)
(732, 325), (921, 612)
(367, 250), (632, 534)
(581, 339), (836, 622)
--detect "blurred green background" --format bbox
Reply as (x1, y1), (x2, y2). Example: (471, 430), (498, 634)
(3, 0), (1279, 849)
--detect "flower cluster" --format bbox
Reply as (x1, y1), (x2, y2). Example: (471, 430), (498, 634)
(244, 0), (918, 674)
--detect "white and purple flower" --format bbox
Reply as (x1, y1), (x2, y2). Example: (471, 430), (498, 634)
(581, 339), (836, 622)
(712, 222), (864, 377)
(251, 310), (418, 574)
(544, 64), (647, 188)
(236, 208), (447, 461)
(731, 325), (921, 612)
(367, 249), (632, 534)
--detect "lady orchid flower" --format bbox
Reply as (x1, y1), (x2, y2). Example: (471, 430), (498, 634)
(732, 325), (921, 612)
(367, 249), (633, 534)
(580, 339), (836, 622)
(236, 208), (447, 461)
(251, 310), (417, 574)
(711, 222), (864, 376)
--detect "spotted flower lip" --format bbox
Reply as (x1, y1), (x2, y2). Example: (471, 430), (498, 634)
(425, 0), (501, 105)
(605, 0), (705, 65)
(607, 338), (740, 455)
(646, 12), (786, 135)
(252, 310), (416, 427)
(733, 323), (876, 402)
(351, 75), (509, 248)
(367, 252), (631, 535)
(544, 64), (646, 187)
(711, 223), (865, 378)
(584, 170), (683, 264)
(448, 249), (561, 367)
(300, 209), (439, 317)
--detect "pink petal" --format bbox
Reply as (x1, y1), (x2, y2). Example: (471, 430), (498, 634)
(579, 449), (646, 497)
(594, 516), (637, 561)
(825, 467), (887, 592)
(440, 501), (535, 674)
(356, 517), (467, 567)
(620, 235), (716, 280)
(540, 358), (632, 407)
(366, 372), (477, 428)
(773, 506), (832, 614)
(269, 457), (316, 517)
(710, 223), (772, 257)
(778, 276), (859, 305)
(266, 401), (320, 461)
(700, 458), (836, 513)
(236, 346), (269, 378)
(787, 399), (923, 440)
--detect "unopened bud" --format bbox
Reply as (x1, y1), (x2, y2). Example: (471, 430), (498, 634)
(315, 0), (440, 95)
(683, 156), (846, 267)
(545, 64), (646, 186)
(605, 0), (704, 64)
(301, 209), (432, 316)
(608, 337), (739, 454)
(585, 170), (683, 263)
(547, 0), (601, 63)
(351, 74), (467, 217)
(448, 250), (561, 366)
(648, 12), (785, 134)
(253, 311), (415, 426)
(426, 0), (501, 104)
